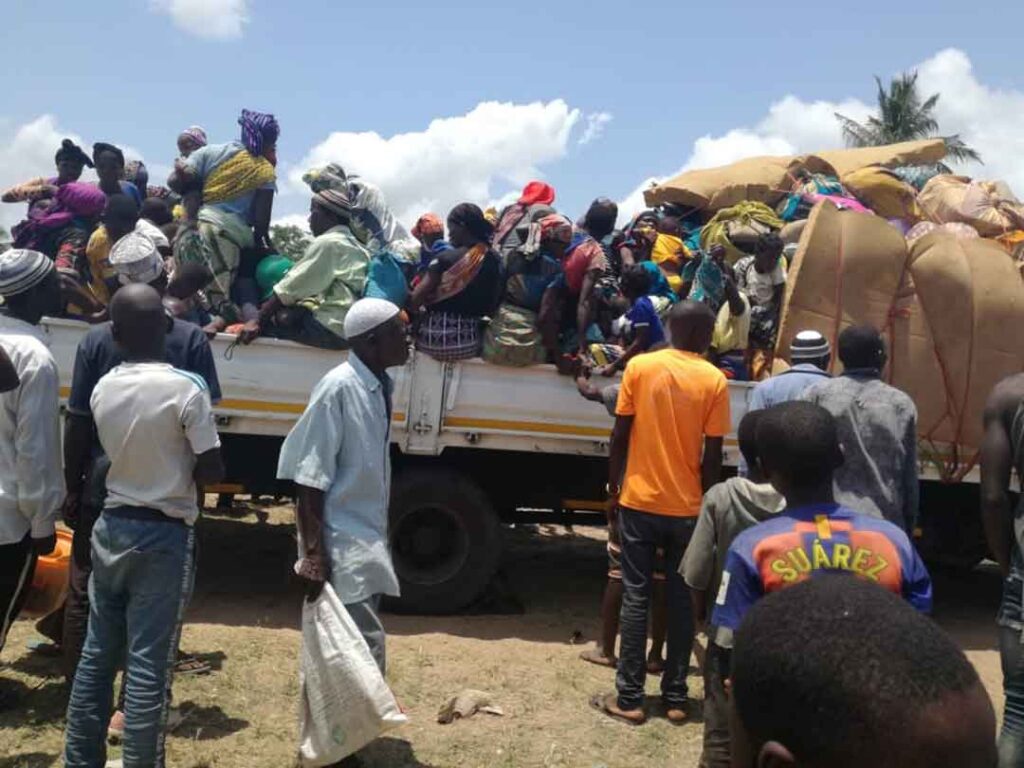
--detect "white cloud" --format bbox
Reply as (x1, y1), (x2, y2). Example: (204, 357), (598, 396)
(150, 0), (248, 40)
(617, 48), (1024, 222)
(271, 213), (311, 232)
(578, 112), (613, 146)
(292, 100), (582, 227)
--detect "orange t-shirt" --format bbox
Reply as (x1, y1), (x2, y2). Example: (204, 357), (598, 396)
(616, 348), (731, 517)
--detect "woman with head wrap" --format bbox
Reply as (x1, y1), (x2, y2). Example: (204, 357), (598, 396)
(168, 109), (279, 334)
(1, 139), (94, 207)
(536, 214), (609, 371)
(239, 167), (371, 350)
(177, 126), (208, 159)
(491, 180), (557, 261)
(409, 203), (501, 362)
(92, 143), (143, 207)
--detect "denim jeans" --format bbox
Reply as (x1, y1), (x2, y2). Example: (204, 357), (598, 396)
(700, 642), (732, 768)
(615, 506), (696, 711)
(64, 508), (195, 768)
(999, 566), (1024, 768)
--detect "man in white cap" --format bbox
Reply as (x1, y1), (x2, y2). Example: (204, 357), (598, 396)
(0, 249), (64, 680)
(109, 230), (168, 292)
(748, 329), (832, 411)
(277, 298), (409, 675)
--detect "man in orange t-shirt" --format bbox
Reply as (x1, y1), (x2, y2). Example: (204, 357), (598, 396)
(594, 300), (730, 726)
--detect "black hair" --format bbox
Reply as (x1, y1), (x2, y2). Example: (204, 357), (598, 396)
(619, 264), (651, 300)
(838, 324), (885, 370)
(583, 198), (618, 240)
(92, 142), (125, 167)
(55, 139), (93, 168)
(140, 197), (173, 226)
(447, 202), (493, 244)
(736, 409), (766, 471)
(732, 576), (981, 767)
(167, 261), (214, 299)
(756, 401), (842, 488)
(103, 194), (140, 223)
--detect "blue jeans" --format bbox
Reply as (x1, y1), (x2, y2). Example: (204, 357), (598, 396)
(64, 508), (195, 768)
(615, 506), (696, 711)
(999, 566), (1024, 768)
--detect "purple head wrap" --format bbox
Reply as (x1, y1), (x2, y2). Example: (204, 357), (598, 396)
(238, 109), (279, 157)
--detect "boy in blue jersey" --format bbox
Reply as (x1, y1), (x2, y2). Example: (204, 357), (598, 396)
(712, 401), (931, 637)
(593, 264), (667, 377)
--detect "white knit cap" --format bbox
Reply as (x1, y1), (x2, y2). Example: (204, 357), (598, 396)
(343, 298), (400, 340)
(109, 231), (164, 285)
(790, 330), (831, 361)
(0, 249), (54, 297)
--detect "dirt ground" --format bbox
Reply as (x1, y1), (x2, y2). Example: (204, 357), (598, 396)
(0, 499), (1007, 768)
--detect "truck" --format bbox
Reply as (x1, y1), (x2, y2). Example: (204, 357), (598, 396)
(43, 317), (986, 613)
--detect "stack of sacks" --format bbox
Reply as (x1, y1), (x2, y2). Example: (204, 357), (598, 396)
(776, 201), (908, 367)
(777, 173), (868, 222)
(841, 166), (923, 223)
(905, 221), (980, 245)
(916, 175), (1024, 237)
(699, 201), (782, 264)
(889, 232), (1024, 480)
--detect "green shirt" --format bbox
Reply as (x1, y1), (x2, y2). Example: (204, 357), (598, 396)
(273, 225), (370, 336)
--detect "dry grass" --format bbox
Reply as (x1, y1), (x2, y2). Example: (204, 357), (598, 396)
(0, 501), (1006, 767)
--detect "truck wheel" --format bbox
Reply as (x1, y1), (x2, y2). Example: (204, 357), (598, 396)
(388, 469), (502, 614)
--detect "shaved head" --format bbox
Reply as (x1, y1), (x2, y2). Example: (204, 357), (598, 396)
(110, 283), (167, 361)
(668, 300), (716, 354)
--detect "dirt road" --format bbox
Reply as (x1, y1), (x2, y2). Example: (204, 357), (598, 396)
(0, 503), (1006, 767)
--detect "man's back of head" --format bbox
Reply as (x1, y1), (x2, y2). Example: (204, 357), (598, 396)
(789, 329), (831, 371)
(756, 401), (842, 499)
(110, 283), (166, 361)
(837, 324), (885, 371)
(668, 300), (716, 355)
(730, 576), (995, 768)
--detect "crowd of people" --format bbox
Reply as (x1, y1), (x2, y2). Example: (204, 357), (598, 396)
(0, 111), (1015, 768)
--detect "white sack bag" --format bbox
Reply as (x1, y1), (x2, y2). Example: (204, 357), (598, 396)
(298, 583), (407, 766)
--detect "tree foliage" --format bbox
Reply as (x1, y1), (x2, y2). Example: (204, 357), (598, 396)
(270, 224), (311, 261)
(835, 72), (981, 164)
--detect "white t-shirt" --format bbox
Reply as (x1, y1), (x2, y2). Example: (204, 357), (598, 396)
(91, 362), (220, 524)
(736, 255), (787, 307)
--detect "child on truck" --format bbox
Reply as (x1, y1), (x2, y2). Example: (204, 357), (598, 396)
(591, 264), (667, 377)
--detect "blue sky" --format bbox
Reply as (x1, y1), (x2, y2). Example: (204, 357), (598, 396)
(2, 1), (1023, 229)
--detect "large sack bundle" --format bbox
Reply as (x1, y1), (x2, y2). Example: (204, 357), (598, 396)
(643, 155), (799, 211)
(889, 233), (1024, 479)
(699, 201), (783, 264)
(841, 166), (923, 221)
(776, 201), (908, 365)
(806, 139), (947, 178)
(905, 220), (979, 245)
(917, 175), (1024, 237)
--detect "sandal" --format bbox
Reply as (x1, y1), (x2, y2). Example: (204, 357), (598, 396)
(589, 692), (645, 726)
(174, 655), (212, 675)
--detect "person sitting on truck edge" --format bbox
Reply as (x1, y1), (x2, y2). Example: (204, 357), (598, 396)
(800, 325), (918, 533)
(165, 261), (215, 328)
(734, 232), (787, 351)
(64, 284), (224, 768)
(575, 369), (668, 675)
(245, 167), (371, 350)
(728, 576), (996, 768)
(410, 203), (502, 362)
(680, 409), (784, 768)
(591, 300), (729, 726)
(592, 264), (666, 378)
(711, 401), (931, 642)
(277, 298), (409, 688)
(979, 372), (1024, 766)
(580, 198), (620, 275)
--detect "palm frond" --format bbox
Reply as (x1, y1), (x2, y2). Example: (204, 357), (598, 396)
(942, 135), (983, 164)
(835, 112), (880, 148)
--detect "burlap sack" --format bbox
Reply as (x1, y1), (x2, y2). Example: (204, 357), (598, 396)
(917, 175), (1024, 237)
(776, 201), (909, 368)
(888, 233), (1024, 478)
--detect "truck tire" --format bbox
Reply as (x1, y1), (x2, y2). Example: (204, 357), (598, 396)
(388, 469), (502, 614)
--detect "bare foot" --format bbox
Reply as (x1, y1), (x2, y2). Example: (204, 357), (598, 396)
(590, 692), (645, 725)
(665, 703), (689, 724)
(580, 647), (617, 668)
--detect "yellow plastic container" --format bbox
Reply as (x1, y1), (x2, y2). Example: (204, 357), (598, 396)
(21, 528), (72, 619)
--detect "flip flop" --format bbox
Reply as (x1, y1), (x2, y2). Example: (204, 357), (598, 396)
(589, 692), (645, 726)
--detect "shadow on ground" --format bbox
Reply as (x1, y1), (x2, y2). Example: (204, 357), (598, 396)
(360, 737), (438, 767)
(174, 701), (250, 741)
(0, 753), (58, 768)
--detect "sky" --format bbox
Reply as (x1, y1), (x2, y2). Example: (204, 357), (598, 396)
(1, 1), (1023, 233)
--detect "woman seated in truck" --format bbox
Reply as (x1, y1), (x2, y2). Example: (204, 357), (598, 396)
(242, 166), (371, 350)
(168, 109), (279, 338)
(537, 214), (610, 373)
(409, 203), (501, 362)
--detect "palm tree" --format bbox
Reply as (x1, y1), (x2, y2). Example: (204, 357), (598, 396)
(835, 72), (981, 164)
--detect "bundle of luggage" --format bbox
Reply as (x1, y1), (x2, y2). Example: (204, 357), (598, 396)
(645, 139), (1024, 480)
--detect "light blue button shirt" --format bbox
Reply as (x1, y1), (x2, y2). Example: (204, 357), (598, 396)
(276, 352), (398, 604)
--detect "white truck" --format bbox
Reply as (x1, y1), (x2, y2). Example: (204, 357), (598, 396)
(43, 318), (984, 613)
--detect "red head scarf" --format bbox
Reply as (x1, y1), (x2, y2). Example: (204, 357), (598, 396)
(518, 180), (556, 207)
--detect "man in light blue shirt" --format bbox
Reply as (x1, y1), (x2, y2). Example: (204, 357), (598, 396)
(739, 330), (832, 477)
(277, 298), (408, 673)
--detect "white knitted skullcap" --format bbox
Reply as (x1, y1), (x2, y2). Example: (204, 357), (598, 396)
(343, 297), (400, 340)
